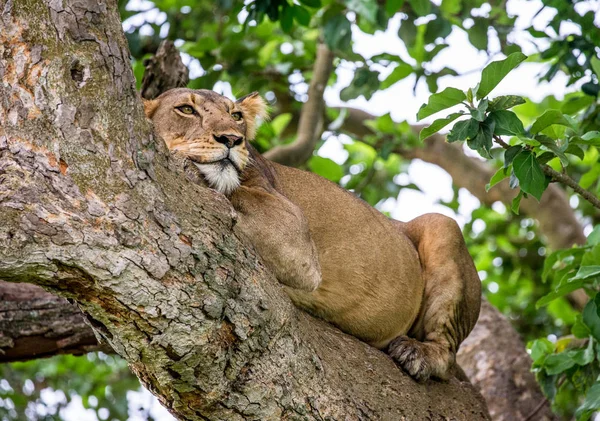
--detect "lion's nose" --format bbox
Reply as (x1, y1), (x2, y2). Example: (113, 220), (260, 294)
(214, 134), (243, 148)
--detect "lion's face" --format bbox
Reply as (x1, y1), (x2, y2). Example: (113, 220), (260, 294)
(144, 88), (267, 194)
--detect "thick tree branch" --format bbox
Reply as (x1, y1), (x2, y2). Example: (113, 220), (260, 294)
(0, 1), (489, 419)
(263, 43), (334, 166)
(0, 281), (107, 362)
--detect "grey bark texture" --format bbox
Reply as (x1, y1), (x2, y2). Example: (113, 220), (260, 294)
(0, 0), (490, 420)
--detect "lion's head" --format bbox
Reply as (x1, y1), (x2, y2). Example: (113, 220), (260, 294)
(144, 88), (267, 194)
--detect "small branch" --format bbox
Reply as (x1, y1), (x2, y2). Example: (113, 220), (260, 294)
(542, 165), (600, 210)
(523, 398), (549, 421)
(492, 135), (510, 149)
(264, 43), (334, 166)
(140, 40), (189, 100)
(492, 135), (600, 211)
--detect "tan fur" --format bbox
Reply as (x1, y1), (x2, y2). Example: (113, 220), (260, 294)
(145, 89), (482, 381)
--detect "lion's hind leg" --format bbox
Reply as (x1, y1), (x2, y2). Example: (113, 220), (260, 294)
(388, 213), (481, 381)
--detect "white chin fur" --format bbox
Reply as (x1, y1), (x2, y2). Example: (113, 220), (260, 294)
(194, 162), (240, 195)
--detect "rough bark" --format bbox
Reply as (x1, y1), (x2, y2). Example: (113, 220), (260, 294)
(140, 40), (189, 100)
(0, 280), (108, 362)
(0, 0), (489, 420)
(458, 301), (557, 421)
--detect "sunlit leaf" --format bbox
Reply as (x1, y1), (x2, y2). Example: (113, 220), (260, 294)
(476, 52), (527, 100)
(530, 110), (575, 134)
(419, 113), (464, 141)
(417, 87), (466, 120)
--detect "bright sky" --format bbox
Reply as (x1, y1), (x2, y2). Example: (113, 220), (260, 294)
(48, 1), (599, 420)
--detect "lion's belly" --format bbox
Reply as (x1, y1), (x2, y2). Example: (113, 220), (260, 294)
(274, 164), (424, 348)
(285, 235), (423, 348)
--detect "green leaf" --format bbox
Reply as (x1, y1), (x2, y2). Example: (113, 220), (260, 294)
(447, 118), (479, 142)
(537, 280), (587, 307)
(572, 339), (595, 366)
(587, 226), (600, 246)
(324, 15), (352, 51)
(582, 81), (600, 97)
(544, 353), (576, 375)
(561, 95), (594, 114)
(572, 266), (600, 281)
(531, 338), (554, 364)
(488, 95), (526, 112)
(572, 318), (591, 339)
(340, 68), (381, 101)
(424, 19), (451, 45)
(467, 119), (494, 157)
(417, 87), (466, 120)
(582, 294), (600, 342)
(398, 18), (417, 48)
(468, 18), (489, 51)
(258, 40), (280, 67)
(487, 110), (524, 136)
(386, 0), (405, 16)
(280, 5), (294, 33)
(299, 0), (321, 7)
(440, 0), (461, 16)
(530, 109), (575, 134)
(293, 5), (312, 26)
(580, 166), (600, 189)
(565, 143), (585, 160)
(504, 145), (523, 168)
(580, 131), (600, 146)
(419, 113), (464, 141)
(270, 113), (292, 136)
(308, 156), (344, 183)
(592, 56), (600, 78)
(364, 114), (397, 134)
(345, 0), (378, 23)
(409, 0), (431, 16)
(466, 87), (473, 104)
(486, 166), (510, 191)
(381, 63), (414, 89)
(476, 52), (527, 100)
(535, 135), (569, 166)
(470, 99), (488, 122)
(512, 150), (548, 201)
(576, 382), (600, 420)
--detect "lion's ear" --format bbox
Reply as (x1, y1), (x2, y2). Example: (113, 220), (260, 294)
(237, 92), (269, 140)
(142, 98), (159, 119)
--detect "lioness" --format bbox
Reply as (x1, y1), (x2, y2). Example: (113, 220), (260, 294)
(144, 88), (481, 381)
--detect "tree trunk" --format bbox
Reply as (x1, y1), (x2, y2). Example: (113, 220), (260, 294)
(0, 0), (490, 419)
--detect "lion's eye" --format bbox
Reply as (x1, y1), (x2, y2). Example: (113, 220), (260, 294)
(176, 105), (195, 115)
(231, 112), (242, 121)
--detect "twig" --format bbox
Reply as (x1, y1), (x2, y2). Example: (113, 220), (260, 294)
(264, 43), (335, 167)
(523, 397), (549, 421)
(492, 135), (600, 211)
(542, 165), (600, 210)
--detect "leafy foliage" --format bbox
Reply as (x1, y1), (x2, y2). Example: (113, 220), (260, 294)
(418, 53), (599, 213)
(0, 353), (141, 421)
